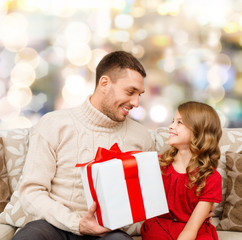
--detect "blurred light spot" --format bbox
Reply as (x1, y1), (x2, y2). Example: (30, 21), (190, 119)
(110, 30), (130, 43)
(0, 13), (28, 38)
(88, 49), (107, 72)
(0, 0), (8, 15)
(173, 31), (188, 45)
(35, 57), (49, 79)
(130, 106), (146, 121)
(2, 34), (28, 52)
(163, 84), (185, 105)
(149, 105), (168, 123)
(0, 97), (20, 121)
(65, 74), (86, 95)
(0, 50), (15, 79)
(207, 65), (228, 87)
(15, 47), (40, 69)
(122, 40), (134, 52)
(132, 7), (146, 18)
(40, 46), (65, 66)
(18, 0), (38, 11)
(62, 80), (94, 106)
(3, 116), (32, 129)
(7, 86), (32, 108)
(65, 22), (91, 44)
(205, 85), (225, 103)
(115, 14), (134, 29)
(111, 0), (126, 10)
(152, 35), (171, 47)
(133, 29), (148, 42)
(157, 2), (180, 16)
(216, 110), (228, 128)
(11, 62), (35, 87)
(0, 81), (6, 97)
(66, 44), (92, 66)
(131, 45), (145, 59)
(224, 22), (240, 33)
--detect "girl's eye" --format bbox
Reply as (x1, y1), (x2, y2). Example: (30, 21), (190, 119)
(178, 120), (183, 124)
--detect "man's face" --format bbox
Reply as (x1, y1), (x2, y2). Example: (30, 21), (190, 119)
(100, 69), (145, 122)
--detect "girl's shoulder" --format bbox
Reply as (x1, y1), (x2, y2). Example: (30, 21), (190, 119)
(206, 168), (222, 183)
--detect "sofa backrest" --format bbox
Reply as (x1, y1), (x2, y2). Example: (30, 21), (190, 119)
(1, 127), (242, 219)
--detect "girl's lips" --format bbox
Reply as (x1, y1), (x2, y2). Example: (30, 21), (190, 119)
(169, 132), (178, 137)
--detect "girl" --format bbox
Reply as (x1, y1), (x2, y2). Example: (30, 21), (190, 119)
(141, 101), (222, 240)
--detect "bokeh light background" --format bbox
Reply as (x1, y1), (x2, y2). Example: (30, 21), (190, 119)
(0, 0), (242, 130)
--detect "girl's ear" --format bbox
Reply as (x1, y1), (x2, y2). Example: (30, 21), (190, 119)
(98, 75), (112, 93)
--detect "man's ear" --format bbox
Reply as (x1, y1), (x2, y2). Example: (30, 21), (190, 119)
(98, 75), (111, 93)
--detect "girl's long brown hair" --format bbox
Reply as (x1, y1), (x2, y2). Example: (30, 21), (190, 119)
(159, 101), (222, 195)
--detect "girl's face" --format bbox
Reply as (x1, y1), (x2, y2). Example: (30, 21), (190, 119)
(168, 110), (192, 150)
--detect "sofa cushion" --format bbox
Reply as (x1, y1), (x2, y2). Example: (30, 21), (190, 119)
(0, 129), (33, 228)
(0, 138), (10, 212)
(0, 129), (30, 193)
(216, 151), (242, 231)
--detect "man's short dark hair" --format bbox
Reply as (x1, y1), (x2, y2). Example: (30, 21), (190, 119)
(95, 51), (146, 86)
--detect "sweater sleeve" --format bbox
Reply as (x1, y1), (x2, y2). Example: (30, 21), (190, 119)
(19, 113), (82, 235)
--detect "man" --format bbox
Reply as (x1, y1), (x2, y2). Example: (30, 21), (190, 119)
(13, 51), (155, 240)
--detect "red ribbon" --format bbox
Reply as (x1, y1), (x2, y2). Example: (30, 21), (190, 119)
(76, 143), (146, 226)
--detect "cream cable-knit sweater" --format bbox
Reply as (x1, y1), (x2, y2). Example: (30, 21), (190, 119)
(19, 97), (155, 236)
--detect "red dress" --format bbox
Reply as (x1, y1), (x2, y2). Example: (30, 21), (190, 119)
(141, 164), (222, 240)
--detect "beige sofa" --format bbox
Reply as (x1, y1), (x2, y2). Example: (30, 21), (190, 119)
(0, 127), (242, 240)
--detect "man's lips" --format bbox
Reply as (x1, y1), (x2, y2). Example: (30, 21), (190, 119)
(121, 106), (131, 115)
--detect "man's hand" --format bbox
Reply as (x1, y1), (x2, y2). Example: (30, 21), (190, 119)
(79, 202), (111, 236)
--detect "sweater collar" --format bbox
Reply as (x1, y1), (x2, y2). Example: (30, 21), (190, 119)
(76, 96), (124, 131)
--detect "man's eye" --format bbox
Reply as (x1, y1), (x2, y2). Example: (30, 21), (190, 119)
(128, 91), (134, 95)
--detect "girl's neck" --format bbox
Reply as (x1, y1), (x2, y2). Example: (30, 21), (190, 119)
(172, 149), (192, 174)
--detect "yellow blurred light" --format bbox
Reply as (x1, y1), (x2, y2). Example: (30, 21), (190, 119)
(152, 35), (171, 47)
(88, 49), (107, 72)
(66, 44), (92, 66)
(224, 22), (240, 34)
(18, 0), (38, 11)
(111, 0), (126, 10)
(114, 14), (134, 29)
(0, 0), (8, 15)
(157, 2), (179, 16)
(11, 62), (36, 87)
(15, 47), (40, 69)
(7, 86), (32, 108)
(132, 7), (146, 18)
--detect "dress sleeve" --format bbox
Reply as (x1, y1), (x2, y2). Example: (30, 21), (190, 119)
(199, 169), (222, 203)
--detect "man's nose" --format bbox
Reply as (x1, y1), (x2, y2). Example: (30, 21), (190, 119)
(130, 95), (139, 108)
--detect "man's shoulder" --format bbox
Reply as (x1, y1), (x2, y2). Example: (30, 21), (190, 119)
(126, 117), (149, 133)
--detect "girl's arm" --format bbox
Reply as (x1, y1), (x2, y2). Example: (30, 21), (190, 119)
(177, 201), (213, 240)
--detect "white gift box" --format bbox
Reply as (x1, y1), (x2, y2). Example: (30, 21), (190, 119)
(78, 149), (168, 230)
